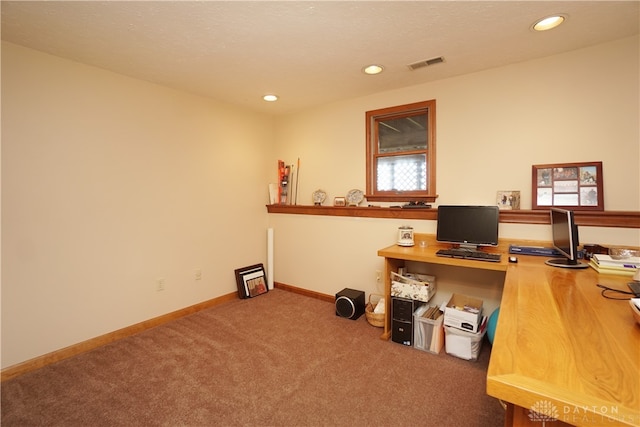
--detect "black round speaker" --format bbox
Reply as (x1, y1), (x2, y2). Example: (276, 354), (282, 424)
(335, 288), (365, 320)
(336, 296), (357, 318)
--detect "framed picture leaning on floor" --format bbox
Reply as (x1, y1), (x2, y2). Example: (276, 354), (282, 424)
(234, 264), (269, 299)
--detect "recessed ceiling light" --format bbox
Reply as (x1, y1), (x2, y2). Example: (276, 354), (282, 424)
(532, 14), (567, 31)
(263, 94), (278, 102)
(362, 64), (384, 75)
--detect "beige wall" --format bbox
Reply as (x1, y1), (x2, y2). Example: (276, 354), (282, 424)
(274, 36), (639, 212)
(269, 36), (639, 314)
(2, 36), (639, 369)
(1, 42), (274, 368)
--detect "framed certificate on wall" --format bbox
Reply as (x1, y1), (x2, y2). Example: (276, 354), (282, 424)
(532, 161), (603, 210)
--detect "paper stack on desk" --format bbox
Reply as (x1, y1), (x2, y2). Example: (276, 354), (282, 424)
(589, 254), (639, 276)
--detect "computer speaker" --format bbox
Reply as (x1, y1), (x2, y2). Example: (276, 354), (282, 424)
(335, 288), (365, 320)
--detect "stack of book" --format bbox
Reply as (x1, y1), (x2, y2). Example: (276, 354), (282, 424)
(589, 254), (639, 276)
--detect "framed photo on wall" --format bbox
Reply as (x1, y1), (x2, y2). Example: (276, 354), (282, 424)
(532, 161), (603, 210)
(234, 264), (269, 299)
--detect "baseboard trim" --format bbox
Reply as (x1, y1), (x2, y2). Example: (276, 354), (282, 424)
(274, 281), (334, 303)
(1, 292), (238, 382)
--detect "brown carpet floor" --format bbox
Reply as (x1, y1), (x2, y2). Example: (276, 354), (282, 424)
(1, 288), (505, 426)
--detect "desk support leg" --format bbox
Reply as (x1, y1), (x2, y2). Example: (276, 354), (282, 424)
(504, 403), (571, 427)
(380, 256), (403, 340)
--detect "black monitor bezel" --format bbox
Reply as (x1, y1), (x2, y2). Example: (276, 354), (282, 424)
(436, 205), (500, 248)
(546, 207), (588, 269)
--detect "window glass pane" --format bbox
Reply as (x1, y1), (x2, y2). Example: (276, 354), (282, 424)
(378, 114), (427, 154)
(376, 154), (426, 191)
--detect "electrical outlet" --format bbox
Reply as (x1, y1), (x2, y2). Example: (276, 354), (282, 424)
(156, 278), (165, 292)
(194, 269), (202, 281)
(376, 270), (382, 283)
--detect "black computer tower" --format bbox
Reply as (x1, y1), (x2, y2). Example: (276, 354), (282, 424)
(391, 297), (420, 346)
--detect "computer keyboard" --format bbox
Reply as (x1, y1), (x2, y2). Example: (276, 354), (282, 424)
(436, 249), (501, 262)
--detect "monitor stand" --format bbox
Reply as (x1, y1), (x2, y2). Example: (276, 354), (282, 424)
(458, 243), (479, 251)
(545, 258), (589, 269)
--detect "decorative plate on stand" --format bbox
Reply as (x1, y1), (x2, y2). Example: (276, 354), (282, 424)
(312, 189), (327, 206)
(346, 189), (365, 206)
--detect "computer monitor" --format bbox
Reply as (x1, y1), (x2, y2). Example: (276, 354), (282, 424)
(436, 205), (499, 250)
(545, 207), (588, 269)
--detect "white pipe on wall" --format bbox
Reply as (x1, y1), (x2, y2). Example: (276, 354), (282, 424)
(267, 228), (274, 290)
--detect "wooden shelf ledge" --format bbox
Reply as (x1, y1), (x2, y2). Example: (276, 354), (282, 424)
(266, 205), (640, 228)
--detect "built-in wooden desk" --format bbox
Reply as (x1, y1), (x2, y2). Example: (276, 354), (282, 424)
(377, 234), (509, 340)
(378, 234), (640, 427)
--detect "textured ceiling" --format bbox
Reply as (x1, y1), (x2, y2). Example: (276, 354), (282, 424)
(2, 1), (638, 115)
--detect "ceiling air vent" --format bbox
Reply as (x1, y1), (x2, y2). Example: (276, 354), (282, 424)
(408, 56), (445, 71)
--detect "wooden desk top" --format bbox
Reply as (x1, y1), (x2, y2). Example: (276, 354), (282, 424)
(487, 259), (640, 426)
(377, 233), (549, 273)
(377, 235), (640, 426)
(377, 242), (509, 272)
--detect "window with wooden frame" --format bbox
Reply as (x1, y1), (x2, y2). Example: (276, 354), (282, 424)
(366, 100), (437, 203)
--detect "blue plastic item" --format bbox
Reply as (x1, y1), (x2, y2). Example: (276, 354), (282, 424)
(487, 307), (500, 345)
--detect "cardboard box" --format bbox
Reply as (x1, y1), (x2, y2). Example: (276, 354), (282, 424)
(444, 317), (487, 361)
(390, 272), (436, 303)
(443, 293), (483, 333)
